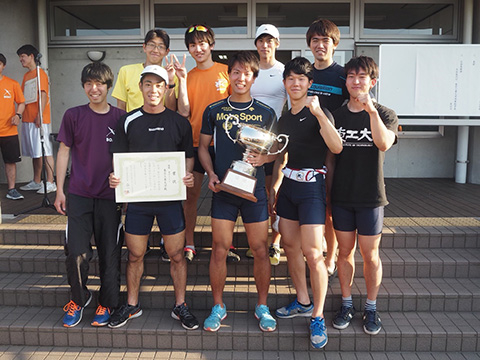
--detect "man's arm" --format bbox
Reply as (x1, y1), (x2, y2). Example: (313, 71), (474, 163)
(198, 133), (220, 192)
(172, 54), (190, 118)
(35, 91), (48, 127)
(268, 151), (287, 216)
(12, 102), (25, 126)
(54, 143), (70, 215)
(183, 157), (195, 188)
(355, 94), (396, 151)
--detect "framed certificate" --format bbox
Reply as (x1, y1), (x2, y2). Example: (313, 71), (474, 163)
(113, 152), (186, 203)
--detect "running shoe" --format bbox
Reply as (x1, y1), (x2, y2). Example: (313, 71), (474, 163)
(62, 291), (92, 327)
(269, 245), (280, 266)
(363, 310), (382, 335)
(203, 303), (227, 332)
(171, 302), (199, 330)
(310, 316), (328, 349)
(276, 299), (313, 319)
(184, 247), (197, 263)
(226, 247), (240, 263)
(254, 304), (277, 332)
(108, 303), (143, 328)
(245, 248), (254, 258)
(37, 181), (57, 194)
(20, 180), (42, 191)
(91, 305), (111, 327)
(332, 305), (355, 330)
(6, 189), (24, 200)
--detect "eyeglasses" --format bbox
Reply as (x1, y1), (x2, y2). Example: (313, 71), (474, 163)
(145, 42), (167, 51)
(188, 25), (208, 33)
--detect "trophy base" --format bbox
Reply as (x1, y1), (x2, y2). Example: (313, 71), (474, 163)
(215, 169), (258, 203)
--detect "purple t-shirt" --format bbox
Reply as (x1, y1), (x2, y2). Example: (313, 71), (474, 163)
(57, 104), (125, 200)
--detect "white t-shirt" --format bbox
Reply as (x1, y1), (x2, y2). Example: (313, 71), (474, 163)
(251, 61), (288, 119)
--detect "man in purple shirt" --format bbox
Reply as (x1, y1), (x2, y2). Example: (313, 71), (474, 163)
(54, 62), (125, 328)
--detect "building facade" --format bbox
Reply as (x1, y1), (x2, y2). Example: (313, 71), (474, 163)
(1, 0), (479, 183)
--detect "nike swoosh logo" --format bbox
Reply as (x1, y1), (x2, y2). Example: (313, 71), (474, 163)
(269, 74), (276, 77)
(299, 117), (306, 122)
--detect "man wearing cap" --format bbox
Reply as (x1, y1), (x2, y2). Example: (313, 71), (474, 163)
(0, 53), (25, 200)
(108, 65), (199, 330)
(249, 24), (288, 265)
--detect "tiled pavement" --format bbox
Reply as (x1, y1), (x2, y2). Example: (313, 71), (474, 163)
(0, 178), (479, 357)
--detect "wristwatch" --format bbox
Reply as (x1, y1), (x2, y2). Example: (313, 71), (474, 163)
(16, 113), (22, 120)
(167, 84), (175, 89)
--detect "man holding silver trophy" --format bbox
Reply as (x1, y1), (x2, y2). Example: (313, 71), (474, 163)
(269, 57), (343, 348)
(198, 51), (281, 332)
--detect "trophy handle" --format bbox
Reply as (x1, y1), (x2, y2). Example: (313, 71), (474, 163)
(267, 134), (289, 155)
(224, 114), (240, 143)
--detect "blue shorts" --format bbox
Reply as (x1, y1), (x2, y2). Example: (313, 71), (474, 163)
(212, 188), (268, 223)
(276, 175), (327, 225)
(193, 146), (215, 174)
(125, 202), (185, 236)
(332, 205), (384, 236)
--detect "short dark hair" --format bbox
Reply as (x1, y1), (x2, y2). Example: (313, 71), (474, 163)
(0, 53), (6, 66)
(283, 57), (314, 81)
(228, 51), (259, 78)
(81, 62), (114, 89)
(306, 19), (340, 47)
(184, 24), (215, 48)
(345, 56), (379, 80)
(144, 29), (170, 49)
(16, 44), (39, 58)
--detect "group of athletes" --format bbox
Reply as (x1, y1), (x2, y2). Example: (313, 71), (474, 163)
(0, 17), (398, 349)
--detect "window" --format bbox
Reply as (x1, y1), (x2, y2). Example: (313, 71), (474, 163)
(256, 2), (351, 36)
(361, 1), (458, 39)
(51, 1), (143, 42)
(154, 1), (248, 36)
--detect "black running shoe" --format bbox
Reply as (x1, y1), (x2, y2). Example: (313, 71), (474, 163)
(226, 247), (240, 263)
(363, 310), (382, 335)
(171, 302), (199, 330)
(108, 304), (143, 328)
(332, 305), (355, 330)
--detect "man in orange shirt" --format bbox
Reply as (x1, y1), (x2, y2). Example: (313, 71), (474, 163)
(176, 24), (236, 262)
(17, 44), (56, 194)
(0, 53), (25, 200)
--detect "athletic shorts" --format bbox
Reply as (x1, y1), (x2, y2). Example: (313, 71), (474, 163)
(264, 161), (274, 176)
(332, 205), (384, 236)
(0, 135), (21, 163)
(212, 187), (268, 223)
(21, 122), (53, 158)
(125, 202), (185, 236)
(193, 146), (215, 174)
(276, 175), (327, 225)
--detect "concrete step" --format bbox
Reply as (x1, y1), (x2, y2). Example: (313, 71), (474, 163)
(1, 273), (479, 313)
(0, 306), (478, 352)
(1, 245), (479, 280)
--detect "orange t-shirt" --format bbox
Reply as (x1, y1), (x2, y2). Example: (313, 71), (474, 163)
(0, 75), (25, 137)
(21, 68), (51, 124)
(187, 62), (230, 147)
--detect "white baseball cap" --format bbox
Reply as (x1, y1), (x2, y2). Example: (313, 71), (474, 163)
(140, 65), (168, 83)
(254, 24), (280, 43)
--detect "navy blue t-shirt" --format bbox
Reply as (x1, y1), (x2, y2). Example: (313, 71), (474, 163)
(201, 98), (276, 190)
(308, 62), (348, 112)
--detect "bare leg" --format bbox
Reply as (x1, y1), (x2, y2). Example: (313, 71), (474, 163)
(324, 209), (338, 273)
(335, 230), (357, 298)
(300, 224), (328, 318)
(279, 217), (310, 305)
(209, 218), (235, 305)
(245, 220), (270, 305)
(5, 163), (17, 189)
(164, 230), (188, 305)
(358, 234), (383, 301)
(125, 233), (149, 305)
(183, 171), (204, 247)
(33, 155), (55, 183)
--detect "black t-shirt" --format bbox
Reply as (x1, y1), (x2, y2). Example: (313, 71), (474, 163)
(277, 106), (334, 169)
(308, 62), (349, 112)
(201, 98), (276, 190)
(331, 103), (398, 207)
(111, 107), (194, 157)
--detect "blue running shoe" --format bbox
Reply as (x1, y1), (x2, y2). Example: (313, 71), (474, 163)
(254, 304), (277, 332)
(363, 310), (382, 335)
(276, 299), (313, 319)
(63, 291), (92, 328)
(310, 317), (328, 349)
(91, 305), (111, 327)
(203, 303), (227, 332)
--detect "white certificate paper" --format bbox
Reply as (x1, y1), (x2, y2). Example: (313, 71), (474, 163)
(113, 152), (186, 203)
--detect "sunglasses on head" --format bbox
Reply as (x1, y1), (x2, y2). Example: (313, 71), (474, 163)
(188, 25), (208, 33)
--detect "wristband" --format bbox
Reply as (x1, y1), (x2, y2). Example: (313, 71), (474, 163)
(167, 84), (175, 89)
(16, 113), (22, 120)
